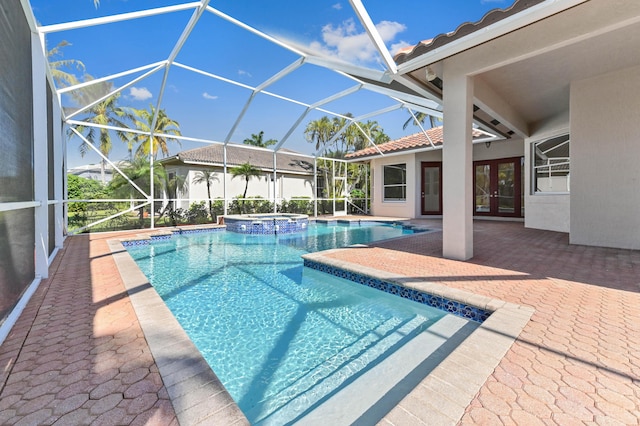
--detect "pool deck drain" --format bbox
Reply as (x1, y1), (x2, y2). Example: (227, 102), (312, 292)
(108, 235), (533, 425)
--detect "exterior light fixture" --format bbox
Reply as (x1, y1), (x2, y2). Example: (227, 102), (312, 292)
(425, 66), (437, 82)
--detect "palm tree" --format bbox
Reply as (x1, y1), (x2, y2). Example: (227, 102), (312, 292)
(160, 172), (187, 224)
(243, 131), (277, 148)
(304, 116), (335, 153)
(109, 157), (166, 225)
(71, 87), (136, 184)
(132, 105), (182, 159)
(47, 41), (85, 88)
(402, 111), (441, 130)
(192, 170), (218, 221)
(358, 120), (390, 150)
(230, 162), (262, 214)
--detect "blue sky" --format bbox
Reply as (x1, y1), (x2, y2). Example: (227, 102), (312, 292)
(30, 0), (512, 168)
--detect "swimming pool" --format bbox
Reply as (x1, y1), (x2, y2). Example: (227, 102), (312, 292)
(126, 223), (479, 424)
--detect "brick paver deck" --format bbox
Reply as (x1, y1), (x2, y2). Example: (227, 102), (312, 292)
(322, 220), (640, 425)
(0, 232), (177, 425)
(0, 220), (639, 425)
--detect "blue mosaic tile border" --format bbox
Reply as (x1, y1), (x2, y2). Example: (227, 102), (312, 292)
(174, 227), (225, 235)
(316, 219), (427, 233)
(150, 234), (172, 241)
(121, 227), (225, 247)
(121, 239), (150, 247)
(225, 218), (309, 235)
(303, 259), (491, 323)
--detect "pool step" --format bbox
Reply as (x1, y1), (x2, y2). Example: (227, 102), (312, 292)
(250, 314), (435, 425)
(300, 314), (478, 425)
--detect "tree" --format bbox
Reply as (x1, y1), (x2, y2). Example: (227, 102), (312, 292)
(402, 111), (441, 130)
(304, 116), (334, 153)
(67, 174), (107, 200)
(230, 163), (262, 214)
(305, 114), (389, 158)
(192, 170), (218, 221)
(47, 41), (85, 88)
(304, 115), (388, 213)
(71, 85), (137, 184)
(131, 105), (182, 160)
(358, 120), (390, 150)
(108, 157), (166, 225)
(162, 171), (186, 210)
(243, 131), (277, 148)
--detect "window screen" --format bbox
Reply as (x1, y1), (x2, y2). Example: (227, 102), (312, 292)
(0, 2), (36, 324)
(383, 164), (406, 201)
(532, 134), (570, 193)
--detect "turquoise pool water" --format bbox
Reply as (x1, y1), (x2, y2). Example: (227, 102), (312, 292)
(127, 223), (472, 424)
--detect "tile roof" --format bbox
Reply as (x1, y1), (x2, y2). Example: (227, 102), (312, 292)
(167, 144), (315, 174)
(345, 126), (484, 159)
(394, 0), (545, 65)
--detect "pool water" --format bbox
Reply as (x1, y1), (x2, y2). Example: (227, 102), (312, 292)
(127, 223), (475, 424)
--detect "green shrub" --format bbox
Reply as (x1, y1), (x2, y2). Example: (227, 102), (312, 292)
(279, 197), (313, 214)
(185, 201), (210, 224)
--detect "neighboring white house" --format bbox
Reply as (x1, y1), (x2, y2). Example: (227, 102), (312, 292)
(67, 163), (116, 183)
(160, 143), (316, 210)
(358, 0), (640, 256)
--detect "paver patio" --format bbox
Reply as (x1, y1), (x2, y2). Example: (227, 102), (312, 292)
(322, 220), (640, 425)
(0, 220), (638, 424)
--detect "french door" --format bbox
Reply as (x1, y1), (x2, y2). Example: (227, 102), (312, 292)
(421, 162), (442, 215)
(474, 157), (523, 217)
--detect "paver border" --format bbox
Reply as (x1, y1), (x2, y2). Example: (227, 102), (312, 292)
(108, 235), (534, 425)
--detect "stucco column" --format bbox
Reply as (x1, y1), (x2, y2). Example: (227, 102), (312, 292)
(32, 32), (49, 278)
(53, 92), (64, 249)
(442, 62), (474, 260)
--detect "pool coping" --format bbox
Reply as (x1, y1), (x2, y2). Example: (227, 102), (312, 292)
(108, 238), (250, 426)
(302, 249), (535, 423)
(108, 231), (534, 425)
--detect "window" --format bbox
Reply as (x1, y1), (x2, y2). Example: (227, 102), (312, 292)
(532, 134), (570, 194)
(383, 163), (406, 201)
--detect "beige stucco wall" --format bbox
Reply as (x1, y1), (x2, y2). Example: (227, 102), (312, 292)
(280, 174), (314, 199)
(471, 138), (523, 162)
(569, 64), (640, 249)
(368, 138), (524, 219)
(370, 152), (417, 218)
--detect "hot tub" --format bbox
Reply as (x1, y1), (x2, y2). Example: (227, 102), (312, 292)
(223, 213), (309, 234)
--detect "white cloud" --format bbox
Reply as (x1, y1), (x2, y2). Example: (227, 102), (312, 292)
(390, 40), (412, 56)
(238, 70), (252, 78)
(129, 86), (152, 101)
(332, 3), (342, 10)
(202, 92), (218, 100)
(310, 18), (407, 64)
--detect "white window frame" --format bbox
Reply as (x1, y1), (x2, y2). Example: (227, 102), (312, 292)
(383, 163), (407, 202)
(532, 134), (570, 195)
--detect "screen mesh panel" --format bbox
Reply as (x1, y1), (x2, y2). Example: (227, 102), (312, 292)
(0, 2), (36, 324)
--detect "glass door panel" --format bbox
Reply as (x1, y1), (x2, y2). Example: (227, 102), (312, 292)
(475, 164), (491, 213)
(497, 162), (515, 214)
(421, 162), (441, 214)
